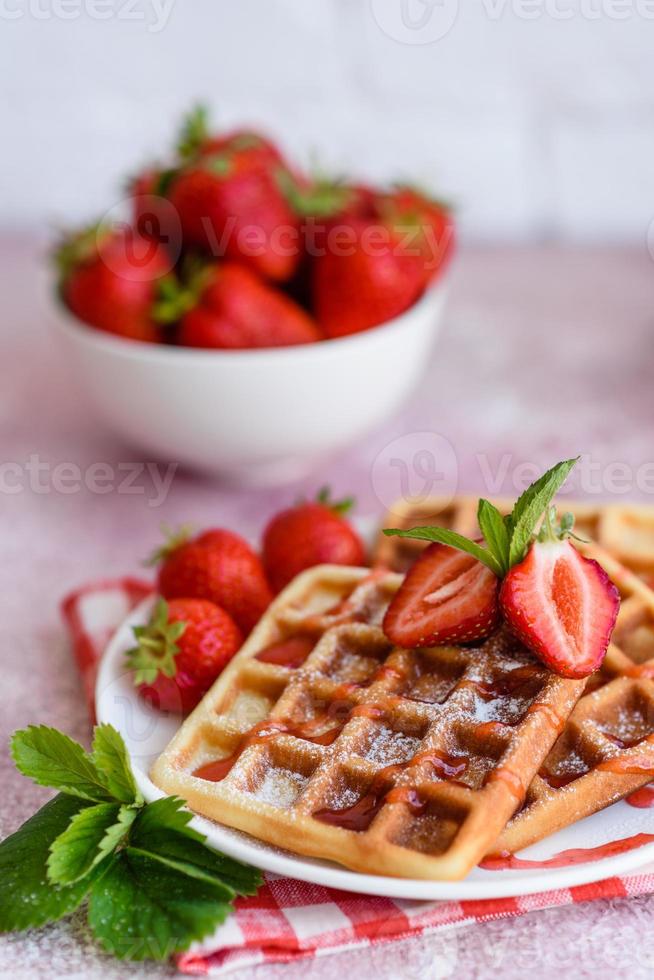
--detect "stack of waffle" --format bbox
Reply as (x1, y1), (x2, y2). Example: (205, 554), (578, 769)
(151, 498), (654, 881)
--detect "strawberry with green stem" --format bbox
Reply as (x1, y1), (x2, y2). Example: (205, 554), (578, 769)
(155, 260), (322, 350)
(126, 597), (242, 714)
(151, 526), (273, 635)
(263, 487), (366, 593)
(54, 222), (172, 342)
(383, 458), (620, 678)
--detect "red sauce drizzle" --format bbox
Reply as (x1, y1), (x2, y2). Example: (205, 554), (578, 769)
(481, 833), (654, 870)
(386, 787), (427, 815)
(626, 785), (654, 808)
(486, 766), (525, 802)
(193, 721), (287, 782)
(414, 749), (468, 781)
(313, 791), (385, 832)
(527, 702), (566, 732)
(469, 666), (542, 702)
(597, 734), (654, 775)
(255, 634), (315, 669)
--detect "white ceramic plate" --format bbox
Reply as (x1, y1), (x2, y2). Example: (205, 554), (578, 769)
(97, 596), (654, 901)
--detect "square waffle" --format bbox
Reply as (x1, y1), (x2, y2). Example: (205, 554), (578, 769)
(374, 494), (654, 581)
(496, 544), (654, 854)
(151, 566), (586, 881)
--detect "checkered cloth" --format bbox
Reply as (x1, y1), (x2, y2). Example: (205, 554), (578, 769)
(62, 579), (654, 977)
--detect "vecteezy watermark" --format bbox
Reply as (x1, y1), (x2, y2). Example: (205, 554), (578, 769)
(0, 455), (177, 507)
(115, 196), (454, 277)
(370, 0), (460, 44)
(370, 436), (654, 514)
(369, 0), (654, 44)
(0, 0), (175, 31)
(371, 432), (459, 516)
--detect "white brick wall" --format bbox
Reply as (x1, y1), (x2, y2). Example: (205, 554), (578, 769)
(2, 0), (654, 242)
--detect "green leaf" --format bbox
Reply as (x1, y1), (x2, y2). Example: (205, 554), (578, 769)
(383, 526), (503, 577)
(477, 499), (510, 575)
(88, 849), (232, 961)
(47, 803), (136, 886)
(92, 724), (142, 805)
(0, 794), (98, 930)
(131, 799), (261, 896)
(508, 457), (579, 566)
(11, 726), (113, 802)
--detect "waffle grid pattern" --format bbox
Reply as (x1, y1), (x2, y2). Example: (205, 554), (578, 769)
(151, 567), (585, 880)
(375, 496), (654, 855)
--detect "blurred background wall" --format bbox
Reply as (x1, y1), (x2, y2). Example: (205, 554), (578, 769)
(2, 0), (654, 243)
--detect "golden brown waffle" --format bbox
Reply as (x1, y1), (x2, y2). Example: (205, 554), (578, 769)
(151, 566), (585, 881)
(374, 495), (654, 580)
(496, 544), (654, 853)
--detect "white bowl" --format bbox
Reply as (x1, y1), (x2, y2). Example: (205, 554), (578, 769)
(52, 284), (447, 484)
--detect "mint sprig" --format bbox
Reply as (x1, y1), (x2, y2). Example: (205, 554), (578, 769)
(383, 457), (579, 577)
(0, 724), (262, 960)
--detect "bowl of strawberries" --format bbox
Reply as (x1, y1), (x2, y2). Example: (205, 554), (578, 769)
(52, 107), (454, 482)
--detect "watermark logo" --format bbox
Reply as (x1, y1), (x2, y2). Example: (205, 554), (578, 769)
(370, 431), (458, 516)
(370, 0), (460, 43)
(0, 0), (176, 32)
(0, 455), (177, 507)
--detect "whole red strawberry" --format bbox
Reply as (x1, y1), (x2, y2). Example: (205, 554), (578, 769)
(175, 105), (287, 173)
(312, 215), (425, 338)
(126, 597), (242, 713)
(154, 527), (273, 634)
(168, 114), (300, 282)
(162, 262), (322, 350)
(262, 489), (366, 593)
(378, 186), (455, 287)
(56, 223), (171, 342)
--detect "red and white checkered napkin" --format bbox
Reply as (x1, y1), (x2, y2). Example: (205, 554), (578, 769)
(62, 579), (654, 977)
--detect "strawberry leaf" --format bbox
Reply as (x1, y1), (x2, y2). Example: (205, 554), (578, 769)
(47, 803), (136, 886)
(0, 794), (99, 930)
(87, 849), (232, 960)
(508, 458), (578, 567)
(11, 727), (114, 803)
(130, 797), (262, 896)
(477, 499), (510, 575)
(383, 526), (503, 577)
(92, 724), (142, 806)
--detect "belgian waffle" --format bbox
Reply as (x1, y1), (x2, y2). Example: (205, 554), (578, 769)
(151, 566), (585, 881)
(374, 494), (654, 580)
(496, 544), (654, 854)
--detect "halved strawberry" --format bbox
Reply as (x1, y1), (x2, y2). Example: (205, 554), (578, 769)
(383, 542), (501, 648)
(499, 539), (619, 679)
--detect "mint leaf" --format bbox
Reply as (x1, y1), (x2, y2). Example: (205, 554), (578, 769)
(92, 724), (142, 805)
(383, 526), (503, 577)
(0, 794), (98, 930)
(477, 499), (510, 575)
(508, 457), (578, 566)
(131, 798), (261, 896)
(11, 726), (112, 803)
(88, 849), (232, 960)
(48, 803), (136, 886)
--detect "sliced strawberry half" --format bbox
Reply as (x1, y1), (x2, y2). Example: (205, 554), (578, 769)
(499, 539), (620, 679)
(383, 542), (501, 648)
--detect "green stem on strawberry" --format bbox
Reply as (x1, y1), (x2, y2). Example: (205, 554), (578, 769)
(383, 457), (620, 679)
(383, 457), (579, 579)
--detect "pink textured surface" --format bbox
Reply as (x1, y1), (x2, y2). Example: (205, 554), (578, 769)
(2, 236), (654, 978)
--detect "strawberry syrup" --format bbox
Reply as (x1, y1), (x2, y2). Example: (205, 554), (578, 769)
(626, 785), (654, 808)
(481, 833), (654, 870)
(255, 634), (316, 668)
